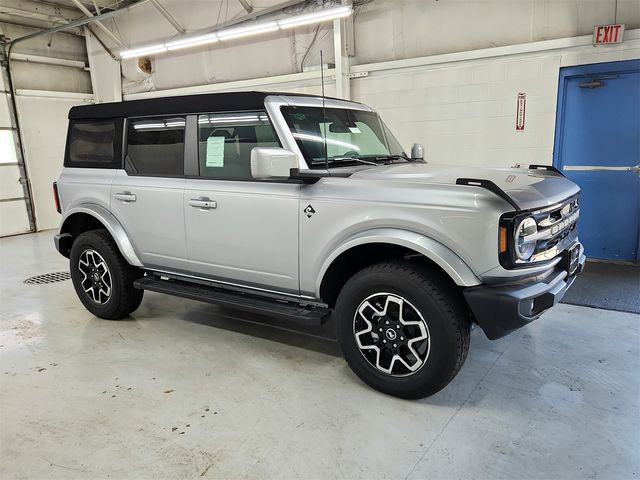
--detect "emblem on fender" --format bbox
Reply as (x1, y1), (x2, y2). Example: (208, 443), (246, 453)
(304, 205), (315, 218)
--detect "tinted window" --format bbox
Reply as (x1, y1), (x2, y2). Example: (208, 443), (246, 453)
(198, 111), (279, 179)
(66, 119), (121, 168)
(126, 117), (185, 176)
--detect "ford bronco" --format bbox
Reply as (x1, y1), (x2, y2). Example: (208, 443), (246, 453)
(54, 91), (584, 398)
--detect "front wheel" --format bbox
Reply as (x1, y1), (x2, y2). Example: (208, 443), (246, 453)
(335, 261), (470, 399)
(70, 229), (144, 320)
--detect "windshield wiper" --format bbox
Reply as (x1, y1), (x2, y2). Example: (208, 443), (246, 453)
(374, 154), (417, 163)
(311, 157), (378, 166)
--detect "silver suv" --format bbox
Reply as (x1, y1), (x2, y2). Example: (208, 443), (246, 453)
(54, 91), (585, 398)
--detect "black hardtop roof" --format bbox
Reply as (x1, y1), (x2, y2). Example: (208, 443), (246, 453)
(68, 90), (349, 120)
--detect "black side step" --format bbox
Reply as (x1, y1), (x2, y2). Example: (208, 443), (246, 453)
(134, 276), (330, 326)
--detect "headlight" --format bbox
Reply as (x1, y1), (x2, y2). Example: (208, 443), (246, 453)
(514, 217), (537, 261)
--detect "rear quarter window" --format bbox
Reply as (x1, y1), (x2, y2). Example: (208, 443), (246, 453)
(64, 119), (123, 168)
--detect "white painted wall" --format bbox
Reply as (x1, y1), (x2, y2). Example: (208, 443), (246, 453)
(353, 34), (640, 168)
(351, 0), (640, 64)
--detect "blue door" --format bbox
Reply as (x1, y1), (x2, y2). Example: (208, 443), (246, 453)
(554, 60), (640, 262)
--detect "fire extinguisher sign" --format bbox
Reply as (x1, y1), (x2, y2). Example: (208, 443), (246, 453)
(516, 92), (526, 131)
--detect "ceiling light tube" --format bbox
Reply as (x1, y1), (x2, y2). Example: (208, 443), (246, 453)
(278, 5), (353, 29)
(166, 33), (219, 51)
(118, 5), (353, 59)
(216, 21), (279, 40)
(120, 43), (167, 59)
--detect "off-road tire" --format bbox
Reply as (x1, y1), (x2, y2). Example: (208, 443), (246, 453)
(335, 260), (470, 399)
(70, 229), (144, 319)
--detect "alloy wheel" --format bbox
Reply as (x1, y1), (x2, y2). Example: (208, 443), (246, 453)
(353, 292), (430, 376)
(78, 249), (112, 304)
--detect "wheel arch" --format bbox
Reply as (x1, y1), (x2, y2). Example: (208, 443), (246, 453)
(59, 205), (143, 267)
(316, 229), (480, 307)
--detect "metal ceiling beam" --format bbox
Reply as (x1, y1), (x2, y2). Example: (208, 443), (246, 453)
(0, 3), (76, 25)
(5, 0), (148, 45)
(0, 14), (84, 35)
(149, 0), (185, 34)
(0, 7), (66, 25)
(69, 0), (123, 46)
(4, 0), (82, 18)
(237, 0), (254, 14)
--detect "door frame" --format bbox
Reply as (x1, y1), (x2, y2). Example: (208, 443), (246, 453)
(552, 59), (640, 263)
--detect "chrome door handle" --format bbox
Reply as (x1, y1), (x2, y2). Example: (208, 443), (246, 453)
(188, 198), (217, 210)
(114, 192), (136, 203)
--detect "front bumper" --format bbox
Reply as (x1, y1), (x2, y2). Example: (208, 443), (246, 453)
(464, 244), (586, 340)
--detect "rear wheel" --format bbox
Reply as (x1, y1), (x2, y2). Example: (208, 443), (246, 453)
(70, 229), (143, 319)
(335, 261), (470, 399)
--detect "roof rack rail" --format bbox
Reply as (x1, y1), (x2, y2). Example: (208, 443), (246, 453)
(528, 164), (565, 176)
(455, 178), (521, 211)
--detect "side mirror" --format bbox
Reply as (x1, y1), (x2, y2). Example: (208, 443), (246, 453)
(251, 147), (299, 179)
(411, 143), (424, 162)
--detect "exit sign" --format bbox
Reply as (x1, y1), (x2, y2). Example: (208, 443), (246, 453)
(593, 24), (625, 45)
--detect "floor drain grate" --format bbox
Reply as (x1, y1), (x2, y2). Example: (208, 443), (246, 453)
(24, 272), (71, 285)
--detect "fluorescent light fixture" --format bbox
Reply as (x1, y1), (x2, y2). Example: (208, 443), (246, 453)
(119, 5), (353, 59)
(217, 21), (279, 41)
(278, 5), (352, 29)
(120, 43), (167, 59)
(166, 33), (219, 51)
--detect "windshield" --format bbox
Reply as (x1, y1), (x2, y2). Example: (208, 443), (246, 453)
(281, 106), (405, 168)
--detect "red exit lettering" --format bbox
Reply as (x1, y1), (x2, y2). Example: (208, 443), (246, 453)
(593, 24), (625, 45)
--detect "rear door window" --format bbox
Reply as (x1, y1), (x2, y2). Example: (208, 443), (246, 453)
(125, 117), (186, 176)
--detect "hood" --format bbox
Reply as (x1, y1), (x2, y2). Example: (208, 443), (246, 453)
(350, 162), (580, 211)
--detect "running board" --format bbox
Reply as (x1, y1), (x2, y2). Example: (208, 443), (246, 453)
(134, 276), (330, 326)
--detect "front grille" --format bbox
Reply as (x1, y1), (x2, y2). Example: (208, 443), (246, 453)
(530, 195), (580, 262)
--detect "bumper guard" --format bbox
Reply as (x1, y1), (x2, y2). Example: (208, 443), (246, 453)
(464, 246), (586, 340)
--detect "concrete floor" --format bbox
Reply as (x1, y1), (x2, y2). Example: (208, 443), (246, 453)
(1, 231), (639, 480)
